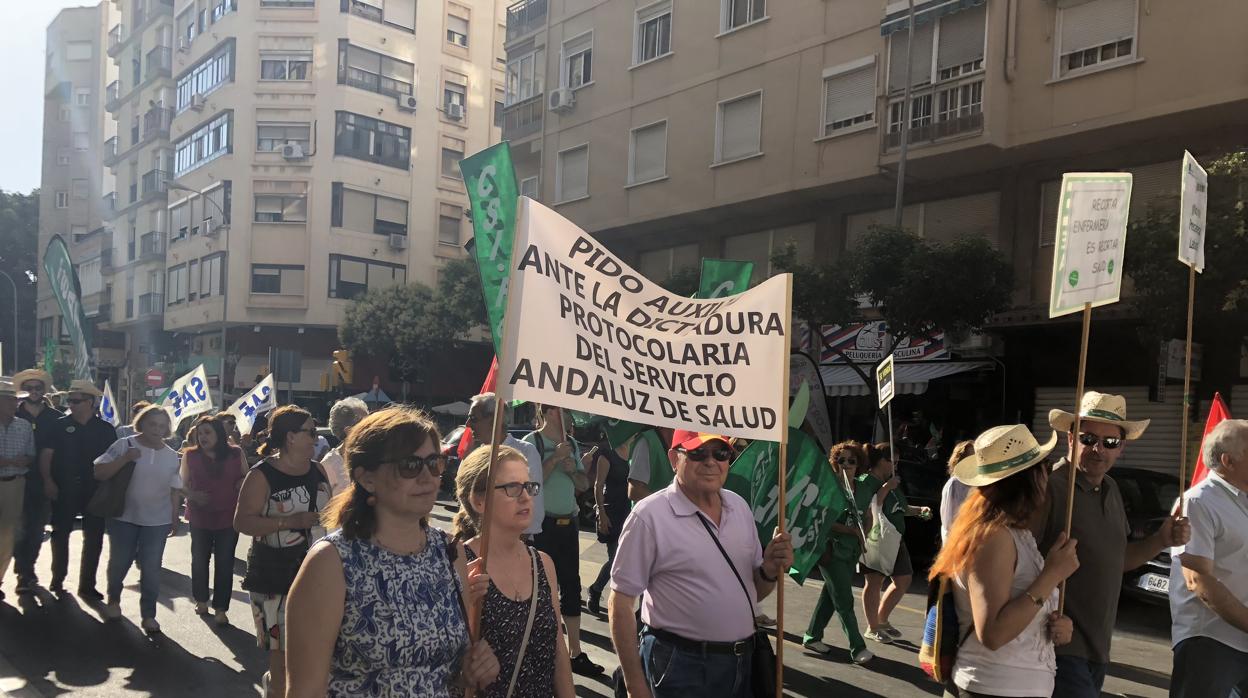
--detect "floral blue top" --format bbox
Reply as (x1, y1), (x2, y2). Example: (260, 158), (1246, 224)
(326, 527), (469, 697)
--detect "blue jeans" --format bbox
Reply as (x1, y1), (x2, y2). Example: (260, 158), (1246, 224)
(640, 633), (751, 698)
(106, 519), (171, 620)
(1054, 655), (1107, 698)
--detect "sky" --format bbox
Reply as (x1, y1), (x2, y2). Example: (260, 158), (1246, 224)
(0, 1), (101, 194)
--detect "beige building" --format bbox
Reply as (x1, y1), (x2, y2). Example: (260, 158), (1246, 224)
(38, 3), (122, 381)
(501, 0), (1248, 470)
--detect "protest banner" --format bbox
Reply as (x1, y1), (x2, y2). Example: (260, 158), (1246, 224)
(160, 364), (214, 426)
(100, 380), (119, 427)
(1176, 152), (1208, 507)
(226, 374), (277, 436)
(43, 235), (93, 380)
(499, 198), (790, 442)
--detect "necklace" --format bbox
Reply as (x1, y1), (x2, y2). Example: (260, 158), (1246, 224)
(373, 529), (427, 556)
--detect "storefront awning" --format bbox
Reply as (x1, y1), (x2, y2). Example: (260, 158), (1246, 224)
(820, 361), (993, 397)
(881, 0), (986, 36)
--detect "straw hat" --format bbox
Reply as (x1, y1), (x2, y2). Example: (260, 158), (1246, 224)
(1048, 391), (1149, 441)
(12, 369), (54, 391)
(63, 379), (104, 399)
(952, 424), (1058, 487)
(0, 380), (17, 399)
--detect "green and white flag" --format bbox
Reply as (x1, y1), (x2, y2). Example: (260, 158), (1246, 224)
(696, 259), (755, 299)
(460, 143), (520, 354)
(42, 235), (93, 380)
(725, 426), (846, 584)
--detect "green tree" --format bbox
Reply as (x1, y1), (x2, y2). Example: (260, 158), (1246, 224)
(660, 265), (700, 296)
(0, 190), (39, 374)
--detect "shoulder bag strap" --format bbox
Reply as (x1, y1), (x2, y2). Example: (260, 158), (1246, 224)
(505, 547), (541, 698)
(694, 512), (756, 628)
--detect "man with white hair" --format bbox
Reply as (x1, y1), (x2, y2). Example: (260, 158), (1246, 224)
(1170, 418), (1248, 698)
(321, 397), (369, 496)
(466, 393), (544, 537)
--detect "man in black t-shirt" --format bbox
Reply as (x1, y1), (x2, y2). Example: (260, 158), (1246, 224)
(37, 380), (117, 599)
(12, 369), (61, 594)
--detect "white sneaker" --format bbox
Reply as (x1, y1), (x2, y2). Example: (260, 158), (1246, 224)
(803, 640), (832, 654)
(851, 648), (875, 665)
(102, 602), (122, 621)
(864, 629), (892, 644)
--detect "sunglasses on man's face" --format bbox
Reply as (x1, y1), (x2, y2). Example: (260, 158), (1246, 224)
(66, 397), (90, 405)
(20, 384), (43, 393)
(393, 454), (447, 479)
(679, 446), (734, 463)
(1077, 433), (1123, 450)
(494, 481), (541, 498)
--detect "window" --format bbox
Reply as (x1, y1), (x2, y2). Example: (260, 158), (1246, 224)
(629, 121), (667, 185)
(334, 111), (411, 169)
(59, 106), (72, 123)
(168, 265), (188, 305)
(260, 51), (312, 80)
(340, 0), (417, 32)
(638, 244), (699, 282)
(203, 182), (232, 232)
(331, 183), (408, 236)
(55, 191), (69, 209)
(170, 198), (191, 240)
(211, 0), (239, 20)
(337, 41), (415, 97)
(254, 192), (307, 223)
(520, 176), (539, 199)
(438, 203), (462, 245)
(72, 132), (90, 151)
(1057, 0), (1137, 77)
(71, 179), (89, 199)
(447, 15), (469, 47)
(505, 49), (543, 104)
(494, 99), (505, 127)
(441, 141), (464, 179)
(66, 42), (92, 62)
(262, 0), (315, 7)
(556, 145), (589, 203)
(251, 265), (304, 294)
(200, 254), (224, 298)
(75, 88), (91, 107)
(57, 148), (71, 166)
(187, 260), (200, 300)
(256, 122), (311, 152)
(887, 4), (985, 92)
(722, 0), (765, 32)
(329, 255), (406, 299)
(635, 1), (672, 65)
(822, 59), (876, 136)
(174, 112), (232, 175)
(176, 42), (234, 112)
(563, 33), (592, 89)
(716, 92), (762, 163)
(444, 80), (466, 113)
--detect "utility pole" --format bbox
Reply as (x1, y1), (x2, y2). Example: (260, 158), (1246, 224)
(892, 0), (917, 228)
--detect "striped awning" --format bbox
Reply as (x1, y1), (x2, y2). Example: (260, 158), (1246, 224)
(821, 361), (993, 397)
(881, 0), (987, 36)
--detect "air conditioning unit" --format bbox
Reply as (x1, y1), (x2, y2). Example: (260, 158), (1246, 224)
(281, 142), (305, 160)
(190, 93), (206, 111)
(177, 36), (190, 52)
(445, 102), (464, 121)
(395, 93), (418, 112)
(549, 87), (575, 113)
(388, 234), (408, 250)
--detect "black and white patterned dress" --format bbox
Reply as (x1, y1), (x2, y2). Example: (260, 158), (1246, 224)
(465, 545), (558, 698)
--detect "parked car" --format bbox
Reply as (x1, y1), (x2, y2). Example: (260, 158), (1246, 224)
(1115, 466), (1180, 603)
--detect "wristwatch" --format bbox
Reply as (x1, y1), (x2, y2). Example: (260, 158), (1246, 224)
(759, 565), (778, 583)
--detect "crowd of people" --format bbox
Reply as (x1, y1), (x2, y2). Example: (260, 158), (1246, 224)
(0, 367), (1244, 698)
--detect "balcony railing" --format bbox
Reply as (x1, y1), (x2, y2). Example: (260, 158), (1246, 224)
(105, 80), (121, 110)
(102, 192), (117, 213)
(103, 136), (118, 163)
(502, 94), (543, 140)
(107, 24), (124, 54)
(145, 46), (172, 81)
(139, 231), (165, 259)
(138, 292), (163, 316)
(141, 169), (168, 198)
(883, 74), (985, 151)
(506, 0), (547, 42)
(143, 107), (172, 140)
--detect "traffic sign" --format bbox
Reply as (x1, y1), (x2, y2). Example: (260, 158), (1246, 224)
(146, 368), (164, 387)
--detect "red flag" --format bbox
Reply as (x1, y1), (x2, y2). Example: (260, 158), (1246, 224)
(456, 357), (500, 460)
(1190, 392), (1231, 487)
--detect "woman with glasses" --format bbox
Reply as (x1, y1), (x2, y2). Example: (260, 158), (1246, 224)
(802, 441), (873, 665)
(234, 405), (331, 698)
(454, 444), (575, 698)
(284, 407), (499, 697)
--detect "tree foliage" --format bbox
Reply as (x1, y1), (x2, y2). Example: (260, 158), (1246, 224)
(0, 190), (39, 373)
(660, 265), (701, 296)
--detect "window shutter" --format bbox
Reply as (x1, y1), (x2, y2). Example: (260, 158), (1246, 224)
(1126, 160), (1180, 221)
(449, 15), (469, 36)
(888, 23), (934, 92)
(559, 147), (589, 201)
(923, 192), (1000, 246)
(824, 65), (875, 129)
(1039, 180), (1061, 247)
(564, 33), (592, 56)
(1060, 0), (1136, 54)
(936, 5), (986, 72)
(377, 196), (407, 226)
(671, 244), (699, 273)
(342, 188), (375, 233)
(719, 94), (761, 161)
(637, 249), (671, 281)
(631, 122), (667, 183)
(384, 0), (416, 30)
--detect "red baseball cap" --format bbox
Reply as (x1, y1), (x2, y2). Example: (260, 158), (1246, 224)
(670, 429), (731, 451)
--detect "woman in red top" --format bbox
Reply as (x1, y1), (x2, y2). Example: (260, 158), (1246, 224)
(180, 415), (248, 625)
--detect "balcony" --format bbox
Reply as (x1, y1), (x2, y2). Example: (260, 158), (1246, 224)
(141, 169), (168, 198)
(502, 95), (543, 140)
(343, 0), (383, 23)
(102, 192), (117, 213)
(506, 0), (547, 43)
(145, 46), (172, 81)
(103, 136), (119, 165)
(142, 106), (172, 140)
(883, 74), (985, 151)
(105, 80), (122, 112)
(138, 231), (165, 261)
(107, 25), (124, 56)
(138, 292), (163, 316)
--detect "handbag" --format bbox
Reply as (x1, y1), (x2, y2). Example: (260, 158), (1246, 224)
(504, 547), (541, 698)
(859, 491), (902, 576)
(918, 575), (971, 683)
(86, 437), (138, 519)
(695, 513), (778, 698)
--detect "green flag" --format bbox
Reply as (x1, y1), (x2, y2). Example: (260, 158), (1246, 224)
(459, 143), (519, 354)
(725, 427), (846, 584)
(696, 259), (755, 299)
(42, 337), (55, 375)
(43, 235), (93, 380)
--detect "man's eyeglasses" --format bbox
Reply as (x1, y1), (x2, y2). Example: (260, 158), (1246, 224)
(393, 454), (447, 479)
(66, 397), (89, 405)
(1077, 433), (1123, 450)
(678, 446), (733, 463)
(19, 384), (43, 393)
(494, 481), (541, 498)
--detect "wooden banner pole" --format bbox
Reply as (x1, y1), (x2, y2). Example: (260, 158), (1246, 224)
(469, 400), (507, 642)
(1178, 265), (1196, 515)
(1059, 301), (1092, 612)
(774, 275), (793, 698)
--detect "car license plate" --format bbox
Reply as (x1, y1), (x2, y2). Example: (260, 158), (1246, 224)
(1138, 573), (1169, 594)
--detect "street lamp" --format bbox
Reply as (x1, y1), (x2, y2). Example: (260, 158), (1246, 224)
(0, 270), (17, 374)
(167, 181), (231, 406)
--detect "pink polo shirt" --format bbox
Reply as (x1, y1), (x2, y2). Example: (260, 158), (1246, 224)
(610, 482), (763, 643)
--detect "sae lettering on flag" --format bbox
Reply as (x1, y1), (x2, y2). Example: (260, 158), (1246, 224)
(161, 365), (214, 425)
(227, 374), (277, 435)
(100, 380), (120, 427)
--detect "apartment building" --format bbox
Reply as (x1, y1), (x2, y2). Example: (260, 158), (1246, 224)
(501, 0), (1248, 470)
(96, 0), (504, 407)
(38, 3), (124, 386)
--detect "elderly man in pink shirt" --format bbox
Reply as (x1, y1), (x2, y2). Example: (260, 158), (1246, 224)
(608, 429), (793, 698)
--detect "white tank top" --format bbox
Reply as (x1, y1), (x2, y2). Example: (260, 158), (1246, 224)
(952, 527), (1058, 697)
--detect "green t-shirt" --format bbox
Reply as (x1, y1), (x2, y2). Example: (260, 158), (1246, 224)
(828, 477), (864, 562)
(856, 472), (909, 535)
(523, 431), (583, 517)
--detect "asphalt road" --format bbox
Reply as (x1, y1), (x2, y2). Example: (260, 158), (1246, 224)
(0, 501), (1174, 697)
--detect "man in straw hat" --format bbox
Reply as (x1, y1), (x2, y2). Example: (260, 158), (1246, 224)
(12, 368), (59, 595)
(37, 379), (116, 599)
(1035, 391), (1190, 697)
(0, 379), (35, 601)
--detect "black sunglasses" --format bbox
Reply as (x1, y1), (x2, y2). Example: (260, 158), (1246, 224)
(66, 397), (90, 405)
(494, 481), (541, 498)
(679, 446), (733, 463)
(1077, 433), (1123, 450)
(392, 454), (447, 479)
(835, 457), (858, 465)
(19, 384), (43, 392)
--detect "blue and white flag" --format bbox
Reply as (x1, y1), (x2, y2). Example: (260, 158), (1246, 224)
(161, 364), (214, 426)
(100, 380), (120, 427)
(226, 373), (276, 435)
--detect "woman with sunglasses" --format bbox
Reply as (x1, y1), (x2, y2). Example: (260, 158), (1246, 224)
(803, 441), (873, 665)
(453, 445), (575, 698)
(234, 405), (331, 698)
(285, 407), (499, 697)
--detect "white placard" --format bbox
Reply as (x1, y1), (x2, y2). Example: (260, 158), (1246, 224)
(1178, 151), (1208, 272)
(226, 374), (277, 435)
(499, 199), (790, 442)
(1049, 173), (1133, 318)
(160, 364), (214, 425)
(876, 353), (896, 409)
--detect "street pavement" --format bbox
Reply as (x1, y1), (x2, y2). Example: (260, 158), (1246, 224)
(0, 500), (1174, 697)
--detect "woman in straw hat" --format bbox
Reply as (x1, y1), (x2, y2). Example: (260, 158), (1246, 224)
(929, 425), (1080, 698)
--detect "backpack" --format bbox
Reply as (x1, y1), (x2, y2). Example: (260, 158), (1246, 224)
(918, 575), (970, 683)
